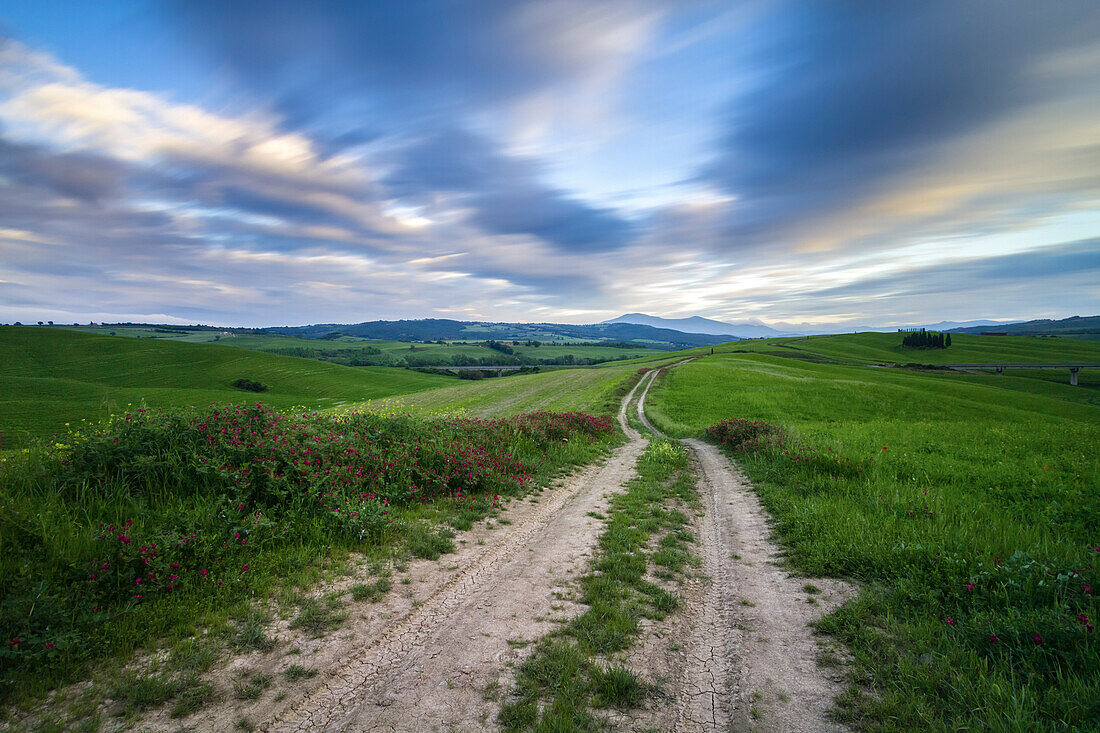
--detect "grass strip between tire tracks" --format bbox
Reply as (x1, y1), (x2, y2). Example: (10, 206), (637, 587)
(499, 438), (699, 731)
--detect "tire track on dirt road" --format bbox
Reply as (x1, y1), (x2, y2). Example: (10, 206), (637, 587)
(263, 371), (659, 732)
(638, 360), (853, 732)
(676, 439), (852, 732)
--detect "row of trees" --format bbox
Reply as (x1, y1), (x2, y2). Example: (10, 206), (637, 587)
(902, 331), (951, 348)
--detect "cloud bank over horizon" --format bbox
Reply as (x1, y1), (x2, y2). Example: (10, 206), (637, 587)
(1, 1), (1098, 328)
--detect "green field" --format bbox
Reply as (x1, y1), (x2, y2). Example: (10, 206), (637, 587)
(360, 362), (648, 417)
(645, 348), (1100, 730)
(54, 325), (663, 367)
(0, 327), (451, 448)
(4, 326), (1099, 729)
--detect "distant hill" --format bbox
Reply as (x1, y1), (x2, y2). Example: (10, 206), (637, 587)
(601, 312), (1011, 338)
(948, 315), (1100, 340)
(764, 318), (1011, 335)
(602, 313), (791, 339)
(720, 331), (1100, 367)
(920, 319), (1009, 331)
(268, 319), (735, 350)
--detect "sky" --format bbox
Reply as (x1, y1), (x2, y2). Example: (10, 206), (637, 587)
(0, 0), (1098, 329)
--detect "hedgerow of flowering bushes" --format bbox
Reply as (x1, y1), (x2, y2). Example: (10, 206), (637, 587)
(705, 418), (786, 453)
(706, 418), (869, 480)
(0, 404), (614, 691)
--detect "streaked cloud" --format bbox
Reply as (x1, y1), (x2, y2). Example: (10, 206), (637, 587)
(0, 1), (1098, 328)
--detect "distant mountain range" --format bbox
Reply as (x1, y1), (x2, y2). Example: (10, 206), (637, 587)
(267, 314), (1100, 347)
(602, 313), (795, 338)
(267, 319), (737, 350)
(604, 313), (1014, 339)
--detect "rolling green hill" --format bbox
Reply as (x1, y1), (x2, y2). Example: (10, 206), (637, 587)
(4, 321), (1098, 728)
(0, 327), (450, 448)
(708, 331), (1100, 367)
(950, 314), (1100, 340)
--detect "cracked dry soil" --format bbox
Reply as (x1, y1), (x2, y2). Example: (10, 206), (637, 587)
(668, 439), (853, 733)
(629, 361), (854, 732)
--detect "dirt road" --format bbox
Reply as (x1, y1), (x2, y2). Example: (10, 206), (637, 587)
(672, 439), (852, 732)
(638, 364), (853, 732)
(251, 361), (851, 732)
(28, 364), (851, 732)
(261, 369), (659, 731)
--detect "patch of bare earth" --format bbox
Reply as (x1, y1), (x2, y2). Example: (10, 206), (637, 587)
(659, 439), (853, 733)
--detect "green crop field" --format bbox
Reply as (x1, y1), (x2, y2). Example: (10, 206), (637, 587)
(644, 347), (1100, 730)
(359, 362), (644, 417)
(0, 327), (451, 448)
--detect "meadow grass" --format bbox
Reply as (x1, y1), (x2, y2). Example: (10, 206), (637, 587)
(499, 439), (698, 731)
(0, 403), (620, 717)
(0, 327), (450, 448)
(646, 353), (1100, 730)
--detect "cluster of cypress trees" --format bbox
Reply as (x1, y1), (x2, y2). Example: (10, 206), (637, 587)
(901, 331), (951, 348)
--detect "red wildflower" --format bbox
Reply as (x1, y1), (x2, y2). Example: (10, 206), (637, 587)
(964, 582), (975, 591)
(989, 635), (999, 644)
(1032, 634), (1043, 645)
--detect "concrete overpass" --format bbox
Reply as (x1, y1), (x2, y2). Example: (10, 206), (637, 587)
(940, 363), (1100, 386)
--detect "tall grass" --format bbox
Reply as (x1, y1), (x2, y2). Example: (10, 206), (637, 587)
(647, 354), (1100, 730)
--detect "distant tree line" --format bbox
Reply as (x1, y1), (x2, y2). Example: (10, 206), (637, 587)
(902, 331), (951, 349)
(484, 340), (515, 355)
